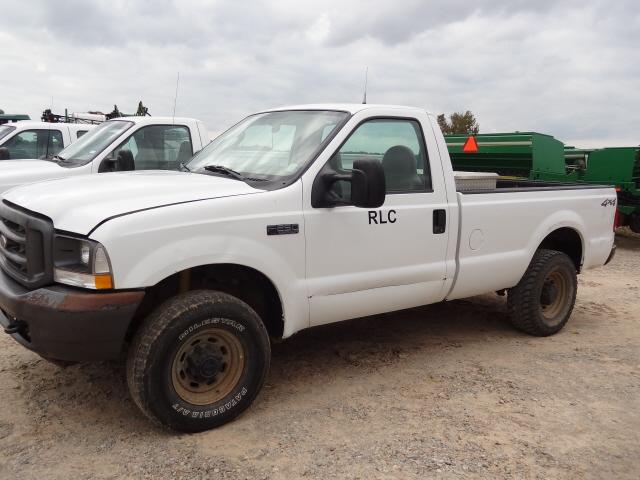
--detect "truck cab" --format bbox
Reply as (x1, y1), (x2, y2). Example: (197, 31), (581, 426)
(0, 116), (209, 194)
(0, 121), (93, 161)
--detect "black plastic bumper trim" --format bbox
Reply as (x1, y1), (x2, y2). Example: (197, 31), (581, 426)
(0, 268), (144, 362)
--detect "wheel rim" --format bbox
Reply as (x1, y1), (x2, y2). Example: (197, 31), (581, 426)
(539, 269), (569, 325)
(171, 327), (245, 406)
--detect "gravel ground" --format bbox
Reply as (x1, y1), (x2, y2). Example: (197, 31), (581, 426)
(0, 233), (638, 479)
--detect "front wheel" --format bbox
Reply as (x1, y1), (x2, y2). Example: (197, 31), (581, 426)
(126, 290), (271, 432)
(507, 249), (577, 336)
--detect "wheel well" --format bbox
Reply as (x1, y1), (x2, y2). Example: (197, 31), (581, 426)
(127, 264), (284, 342)
(538, 228), (583, 271)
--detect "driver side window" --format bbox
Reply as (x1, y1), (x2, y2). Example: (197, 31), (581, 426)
(100, 125), (192, 172)
(3, 129), (63, 160)
(327, 119), (431, 204)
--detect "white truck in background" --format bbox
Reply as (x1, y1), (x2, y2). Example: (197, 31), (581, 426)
(0, 104), (616, 433)
(0, 121), (94, 161)
(0, 116), (209, 194)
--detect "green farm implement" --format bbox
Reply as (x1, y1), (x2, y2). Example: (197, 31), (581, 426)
(445, 132), (566, 179)
(446, 133), (640, 232)
(564, 146), (640, 232)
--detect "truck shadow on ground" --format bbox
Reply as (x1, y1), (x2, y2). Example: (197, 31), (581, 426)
(271, 294), (514, 370)
(10, 293), (522, 435)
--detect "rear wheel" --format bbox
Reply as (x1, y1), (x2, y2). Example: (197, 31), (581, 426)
(507, 249), (577, 336)
(126, 290), (270, 432)
(630, 213), (640, 234)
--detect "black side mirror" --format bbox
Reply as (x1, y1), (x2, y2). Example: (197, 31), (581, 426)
(98, 156), (116, 172)
(312, 157), (386, 208)
(0, 147), (9, 160)
(350, 159), (386, 208)
(116, 149), (135, 171)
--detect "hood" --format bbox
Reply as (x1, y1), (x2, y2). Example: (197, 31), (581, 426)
(0, 160), (74, 194)
(2, 170), (262, 235)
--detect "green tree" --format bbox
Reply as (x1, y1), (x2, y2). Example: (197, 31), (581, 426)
(437, 111), (479, 135)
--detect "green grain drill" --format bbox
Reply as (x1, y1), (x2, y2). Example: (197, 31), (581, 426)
(445, 132), (566, 179)
(446, 133), (640, 232)
(564, 146), (640, 232)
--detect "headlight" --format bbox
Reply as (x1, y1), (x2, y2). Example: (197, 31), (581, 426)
(53, 236), (113, 289)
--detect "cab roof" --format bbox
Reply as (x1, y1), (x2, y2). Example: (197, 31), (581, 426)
(9, 121), (95, 130)
(262, 104), (429, 115)
(107, 116), (199, 125)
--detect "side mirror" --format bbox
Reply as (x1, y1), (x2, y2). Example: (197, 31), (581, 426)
(311, 157), (386, 208)
(116, 149), (135, 171)
(350, 159), (386, 208)
(98, 157), (116, 173)
(0, 147), (9, 160)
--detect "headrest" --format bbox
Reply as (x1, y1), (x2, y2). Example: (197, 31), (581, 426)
(382, 145), (416, 175)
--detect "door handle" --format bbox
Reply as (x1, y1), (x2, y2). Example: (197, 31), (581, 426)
(433, 209), (446, 234)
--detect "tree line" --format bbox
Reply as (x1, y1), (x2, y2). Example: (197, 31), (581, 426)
(437, 111), (479, 135)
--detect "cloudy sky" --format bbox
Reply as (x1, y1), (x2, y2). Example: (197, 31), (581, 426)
(1, 0), (638, 147)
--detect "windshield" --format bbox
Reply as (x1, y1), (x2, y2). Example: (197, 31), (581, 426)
(0, 125), (16, 142)
(54, 120), (133, 167)
(187, 110), (349, 185)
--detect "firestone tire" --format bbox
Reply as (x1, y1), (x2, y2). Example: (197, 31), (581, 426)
(507, 249), (577, 337)
(126, 290), (271, 433)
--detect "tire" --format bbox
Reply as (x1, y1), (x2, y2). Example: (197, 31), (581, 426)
(507, 249), (577, 336)
(126, 290), (271, 432)
(630, 214), (640, 234)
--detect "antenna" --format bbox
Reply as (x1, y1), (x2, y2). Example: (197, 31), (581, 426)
(172, 72), (180, 124)
(362, 67), (368, 104)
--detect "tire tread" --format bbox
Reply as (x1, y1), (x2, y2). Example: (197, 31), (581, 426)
(126, 290), (270, 429)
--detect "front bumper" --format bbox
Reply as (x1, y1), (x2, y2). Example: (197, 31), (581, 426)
(0, 268), (144, 362)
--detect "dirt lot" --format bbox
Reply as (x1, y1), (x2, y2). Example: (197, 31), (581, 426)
(0, 234), (638, 480)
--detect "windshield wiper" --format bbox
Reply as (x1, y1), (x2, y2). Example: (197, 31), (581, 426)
(51, 154), (66, 162)
(179, 162), (190, 172)
(203, 165), (247, 181)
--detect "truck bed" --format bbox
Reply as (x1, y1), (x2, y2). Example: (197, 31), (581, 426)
(447, 181), (616, 301)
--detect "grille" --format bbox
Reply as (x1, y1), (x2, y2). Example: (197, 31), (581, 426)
(0, 201), (53, 289)
(0, 218), (27, 275)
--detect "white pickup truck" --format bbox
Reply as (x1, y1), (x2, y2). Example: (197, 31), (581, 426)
(0, 116), (209, 194)
(0, 104), (616, 432)
(0, 121), (93, 161)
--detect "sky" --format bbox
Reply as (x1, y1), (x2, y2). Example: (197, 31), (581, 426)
(1, 0), (638, 148)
